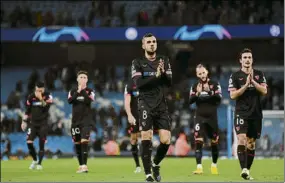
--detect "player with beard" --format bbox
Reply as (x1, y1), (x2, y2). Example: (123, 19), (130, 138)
(124, 80), (141, 173)
(21, 81), (53, 170)
(131, 33), (172, 182)
(228, 48), (267, 180)
(68, 70), (95, 173)
(189, 64), (222, 175)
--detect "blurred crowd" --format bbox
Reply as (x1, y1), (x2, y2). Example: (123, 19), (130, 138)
(1, 0), (284, 28)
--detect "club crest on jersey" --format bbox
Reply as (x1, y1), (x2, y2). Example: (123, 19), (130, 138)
(142, 63), (147, 67)
(255, 75), (259, 80)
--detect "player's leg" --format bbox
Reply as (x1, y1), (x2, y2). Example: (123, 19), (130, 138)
(26, 126), (37, 169)
(71, 125), (83, 173)
(130, 131), (141, 173)
(206, 123), (219, 175)
(152, 111), (171, 182)
(193, 119), (204, 174)
(81, 125), (91, 173)
(37, 124), (48, 170)
(139, 107), (155, 182)
(245, 119), (262, 180)
(234, 115), (249, 179)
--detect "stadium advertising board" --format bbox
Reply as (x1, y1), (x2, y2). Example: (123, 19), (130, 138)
(1, 24), (283, 42)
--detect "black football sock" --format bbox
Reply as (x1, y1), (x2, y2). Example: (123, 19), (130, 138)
(247, 149), (255, 170)
(131, 144), (140, 167)
(211, 143), (219, 164)
(141, 140), (152, 175)
(153, 143), (170, 166)
(38, 139), (45, 165)
(75, 143), (83, 166)
(27, 143), (37, 161)
(81, 142), (89, 165)
(237, 145), (247, 169)
(195, 141), (203, 165)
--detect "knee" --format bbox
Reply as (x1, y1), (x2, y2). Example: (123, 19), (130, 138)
(74, 142), (81, 145)
(81, 139), (89, 144)
(237, 134), (247, 145)
(130, 134), (138, 145)
(246, 138), (256, 150)
(27, 140), (33, 144)
(159, 129), (171, 144)
(141, 130), (153, 141)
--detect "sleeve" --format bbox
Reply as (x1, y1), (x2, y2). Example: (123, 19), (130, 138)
(25, 95), (32, 117)
(258, 71), (267, 87)
(161, 57), (172, 87)
(131, 59), (158, 89)
(228, 73), (238, 91)
(189, 83), (198, 104)
(211, 82), (222, 104)
(81, 89), (95, 104)
(124, 84), (131, 96)
(68, 89), (78, 104)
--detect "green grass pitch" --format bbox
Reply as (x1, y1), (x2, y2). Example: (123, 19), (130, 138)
(1, 158), (283, 182)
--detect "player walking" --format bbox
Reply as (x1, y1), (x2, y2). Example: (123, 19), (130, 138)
(189, 64), (222, 175)
(68, 70), (95, 173)
(124, 80), (142, 173)
(228, 48), (267, 180)
(131, 33), (172, 182)
(21, 81), (53, 170)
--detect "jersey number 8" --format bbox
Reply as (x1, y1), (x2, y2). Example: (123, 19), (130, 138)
(142, 110), (148, 120)
(72, 128), (80, 135)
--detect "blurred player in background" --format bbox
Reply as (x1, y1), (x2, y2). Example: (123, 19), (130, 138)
(189, 64), (222, 175)
(131, 33), (172, 182)
(124, 80), (141, 173)
(21, 81), (53, 170)
(68, 70), (95, 173)
(228, 48), (267, 180)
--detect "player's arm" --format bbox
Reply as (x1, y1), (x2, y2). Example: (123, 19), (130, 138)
(189, 84), (198, 104)
(228, 74), (247, 100)
(81, 89), (95, 104)
(124, 85), (132, 117)
(210, 82), (222, 104)
(251, 71), (267, 95)
(68, 89), (79, 104)
(23, 95), (32, 123)
(161, 58), (172, 87)
(131, 59), (159, 89)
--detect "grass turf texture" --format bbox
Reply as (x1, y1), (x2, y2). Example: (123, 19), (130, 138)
(1, 158), (283, 182)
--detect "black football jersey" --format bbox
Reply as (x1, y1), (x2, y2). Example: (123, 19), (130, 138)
(228, 69), (267, 119)
(25, 92), (53, 125)
(68, 87), (95, 125)
(131, 54), (172, 110)
(189, 79), (222, 119)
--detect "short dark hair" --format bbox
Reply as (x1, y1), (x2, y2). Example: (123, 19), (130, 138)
(35, 81), (45, 88)
(143, 33), (154, 39)
(77, 70), (88, 77)
(239, 48), (252, 59)
(196, 63), (205, 69)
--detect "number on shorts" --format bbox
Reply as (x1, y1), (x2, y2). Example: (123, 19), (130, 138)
(142, 110), (148, 120)
(236, 117), (244, 125)
(72, 128), (80, 135)
(195, 124), (200, 131)
(27, 128), (31, 135)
